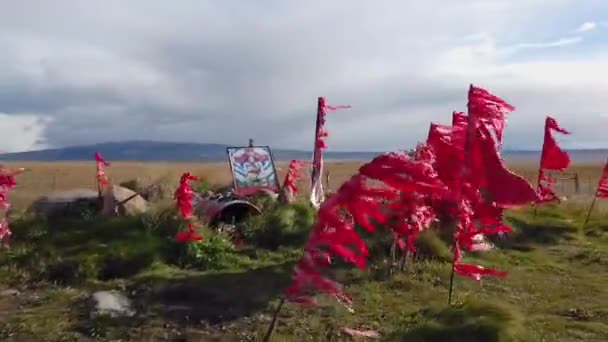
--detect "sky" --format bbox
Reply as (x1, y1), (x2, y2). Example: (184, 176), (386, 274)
(1, 0), (608, 153)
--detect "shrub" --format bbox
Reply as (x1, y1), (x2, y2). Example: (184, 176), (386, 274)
(97, 237), (162, 280)
(170, 233), (240, 270)
(414, 229), (453, 262)
(241, 202), (315, 250)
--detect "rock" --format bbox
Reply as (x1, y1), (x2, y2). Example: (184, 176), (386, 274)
(101, 185), (148, 216)
(28, 188), (99, 218)
(0, 289), (20, 297)
(90, 291), (135, 318)
(28, 185), (149, 219)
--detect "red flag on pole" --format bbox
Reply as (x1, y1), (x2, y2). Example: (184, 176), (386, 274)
(309, 97), (350, 209)
(595, 161), (608, 199)
(536, 116), (571, 203)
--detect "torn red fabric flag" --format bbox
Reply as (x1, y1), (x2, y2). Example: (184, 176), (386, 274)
(536, 116), (571, 203)
(595, 160), (608, 199)
(0, 166), (19, 243)
(467, 85), (514, 147)
(470, 124), (539, 207)
(285, 150), (446, 309)
(310, 97), (350, 209)
(540, 116), (571, 171)
(94, 152), (111, 186)
(449, 85), (536, 284)
(281, 160), (306, 203)
(175, 172), (203, 243)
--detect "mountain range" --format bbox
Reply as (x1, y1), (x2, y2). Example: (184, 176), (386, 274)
(0, 140), (606, 163)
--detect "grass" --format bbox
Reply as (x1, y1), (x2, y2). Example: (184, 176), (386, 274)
(5, 160), (606, 211)
(0, 161), (607, 341)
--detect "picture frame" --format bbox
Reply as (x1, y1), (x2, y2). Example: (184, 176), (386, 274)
(226, 145), (281, 196)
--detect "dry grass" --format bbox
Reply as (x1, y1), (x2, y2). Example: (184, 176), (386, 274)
(1, 159), (607, 341)
(4, 160), (605, 211)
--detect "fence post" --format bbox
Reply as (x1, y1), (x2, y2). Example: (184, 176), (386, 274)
(574, 173), (580, 194)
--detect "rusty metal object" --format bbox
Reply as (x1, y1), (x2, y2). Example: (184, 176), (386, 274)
(195, 194), (261, 226)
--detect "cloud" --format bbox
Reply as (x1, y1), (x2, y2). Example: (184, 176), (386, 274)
(509, 36), (582, 50)
(575, 21), (597, 32)
(0, 113), (48, 153)
(0, 0), (607, 153)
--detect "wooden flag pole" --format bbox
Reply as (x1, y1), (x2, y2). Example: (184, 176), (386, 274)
(309, 97), (324, 209)
(581, 195), (598, 231)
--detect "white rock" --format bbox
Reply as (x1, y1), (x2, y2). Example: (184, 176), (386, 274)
(90, 291), (135, 318)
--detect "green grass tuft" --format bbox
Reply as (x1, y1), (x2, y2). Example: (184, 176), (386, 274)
(414, 229), (453, 262)
(240, 202), (315, 250)
(389, 300), (523, 342)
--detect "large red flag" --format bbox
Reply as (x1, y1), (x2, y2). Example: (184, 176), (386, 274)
(536, 116), (571, 203)
(466, 85), (538, 207)
(540, 116), (571, 170)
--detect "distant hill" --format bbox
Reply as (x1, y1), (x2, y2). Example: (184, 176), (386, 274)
(0, 141), (606, 163)
(0, 141), (378, 162)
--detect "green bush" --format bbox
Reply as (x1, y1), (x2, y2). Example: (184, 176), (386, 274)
(389, 300), (523, 342)
(170, 233), (241, 270)
(241, 202), (315, 250)
(414, 229), (453, 262)
(97, 237), (162, 280)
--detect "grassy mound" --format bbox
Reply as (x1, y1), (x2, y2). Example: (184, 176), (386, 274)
(389, 300), (523, 342)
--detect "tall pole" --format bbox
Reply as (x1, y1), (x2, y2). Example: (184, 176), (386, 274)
(309, 97), (324, 209)
(534, 119), (549, 217)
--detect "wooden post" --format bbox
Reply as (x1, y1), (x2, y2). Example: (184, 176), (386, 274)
(263, 298), (285, 342)
(581, 195), (597, 231)
(309, 97), (324, 208)
(96, 175), (103, 213)
(574, 173), (580, 194)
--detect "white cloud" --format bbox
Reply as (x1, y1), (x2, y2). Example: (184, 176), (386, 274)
(0, 114), (48, 153)
(509, 36), (582, 50)
(0, 0), (607, 152)
(575, 21), (597, 32)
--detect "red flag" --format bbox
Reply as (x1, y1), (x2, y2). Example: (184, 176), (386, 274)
(536, 116), (571, 203)
(282, 160), (307, 203)
(595, 161), (608, 199)
(94, 152), (111, 186)
(469, 124), (539, 207)
(466, 86), (537, 207)
(310, 97), (350, 209)
(540, 116), (571, 171)
(452, 111), (467, 127)
(175, 172), (203, 243)
(467, 86), (514, 146)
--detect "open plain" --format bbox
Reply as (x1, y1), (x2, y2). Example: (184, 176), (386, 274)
(0, 160), (607, 341)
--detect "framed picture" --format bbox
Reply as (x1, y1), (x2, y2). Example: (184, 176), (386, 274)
(226, 145), (281, 196)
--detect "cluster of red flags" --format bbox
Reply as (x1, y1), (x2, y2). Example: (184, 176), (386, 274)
(284, 85), (544, 308)
(174, 172), (204, 243)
